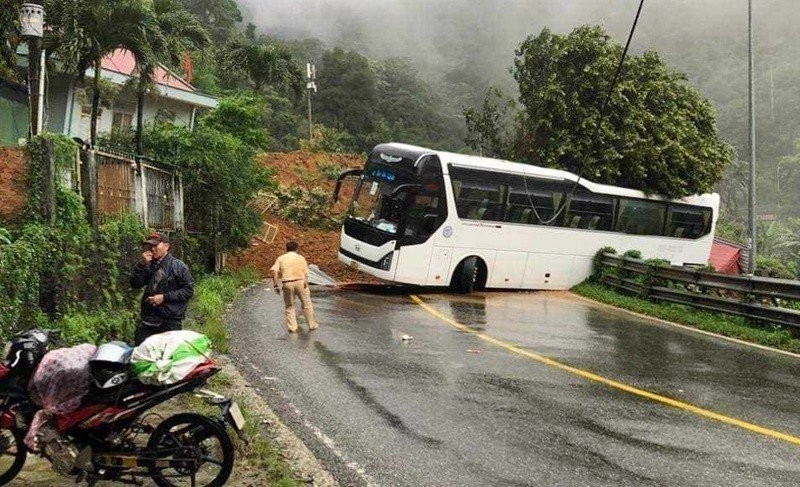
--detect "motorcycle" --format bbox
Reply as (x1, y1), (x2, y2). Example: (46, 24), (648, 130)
(0, 329), (246, 486)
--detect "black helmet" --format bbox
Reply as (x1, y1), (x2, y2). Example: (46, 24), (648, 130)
(5, 329), (50, 372)
(89, 341), (133, 389)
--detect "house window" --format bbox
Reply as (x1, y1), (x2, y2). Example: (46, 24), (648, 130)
(112, 111), (133, 131)
(81, 105), (102, 118)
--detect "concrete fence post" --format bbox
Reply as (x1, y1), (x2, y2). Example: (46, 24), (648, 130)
(134, 163), (149, 228)
(79, 149), (98, 228)
(174, 173), (184, 230)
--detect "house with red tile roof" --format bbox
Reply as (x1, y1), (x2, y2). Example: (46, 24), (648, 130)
(8, 47), (216, 143)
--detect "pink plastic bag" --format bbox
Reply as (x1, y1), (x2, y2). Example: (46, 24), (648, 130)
(24, 344), (96, 450)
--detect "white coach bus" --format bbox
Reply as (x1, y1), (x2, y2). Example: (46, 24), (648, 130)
(334, 143), (719, 292)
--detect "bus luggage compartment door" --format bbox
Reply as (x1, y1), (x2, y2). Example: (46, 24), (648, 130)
(523, 253), (575, 290)
(489, 251), (526, 288)
(426, 247), (453, 286)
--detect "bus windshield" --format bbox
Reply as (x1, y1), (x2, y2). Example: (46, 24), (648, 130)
(350, 176), (406, 234)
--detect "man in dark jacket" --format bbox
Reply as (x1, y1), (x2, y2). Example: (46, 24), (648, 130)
(130, 231), (194, 345)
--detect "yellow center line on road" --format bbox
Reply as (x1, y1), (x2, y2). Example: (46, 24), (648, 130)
(410, 294), (800, 447)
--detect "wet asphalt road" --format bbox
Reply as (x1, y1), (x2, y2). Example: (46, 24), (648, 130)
(228, 285), (800, 486)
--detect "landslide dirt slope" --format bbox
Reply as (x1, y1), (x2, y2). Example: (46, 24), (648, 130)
(226, 151), (377, 283)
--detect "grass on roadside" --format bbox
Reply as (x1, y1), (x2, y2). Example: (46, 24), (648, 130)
(178, 386), (301, 487)
(572, 281), (800, 354)
(184, 267), (261, 353)
(179, 267), (303, 487)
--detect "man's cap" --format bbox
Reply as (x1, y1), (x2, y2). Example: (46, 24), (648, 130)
(144, 231), (169, 245)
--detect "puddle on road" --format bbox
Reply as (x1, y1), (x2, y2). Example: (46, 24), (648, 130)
(449, 297), (487, 331)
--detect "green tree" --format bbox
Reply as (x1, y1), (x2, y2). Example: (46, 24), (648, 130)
(181, 0), (241, 43)
(468, 25), (734, 198)
(374, 57), (463, 150)
(46, 0), (156, 146)
(226, 41), (303, 98)
(464, 87), (517, 158)
(134, 0), (209, 156)
(134, 96), (273, 253)
(0, 0), (23, 82)
(316, 48), (378, 150)
(200, 94), (270, 152)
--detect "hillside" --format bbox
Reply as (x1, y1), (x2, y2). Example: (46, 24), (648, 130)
(226, 150), (379, 283)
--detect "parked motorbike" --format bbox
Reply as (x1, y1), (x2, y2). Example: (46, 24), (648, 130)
(0, 329), (245, 486)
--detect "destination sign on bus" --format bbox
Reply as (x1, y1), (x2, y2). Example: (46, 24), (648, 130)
(367, 168), (396, 182)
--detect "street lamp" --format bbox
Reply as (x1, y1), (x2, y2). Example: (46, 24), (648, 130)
(19, 2), (45, 137)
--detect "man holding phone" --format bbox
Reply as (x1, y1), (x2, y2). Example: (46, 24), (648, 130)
(130, 231), (194, 344)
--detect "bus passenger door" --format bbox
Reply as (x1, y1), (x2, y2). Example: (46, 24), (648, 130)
(490, 251), (526, 288)
(426, 246), (453, 286)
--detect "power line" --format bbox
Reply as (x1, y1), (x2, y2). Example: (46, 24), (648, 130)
(524, 0), (646, 226)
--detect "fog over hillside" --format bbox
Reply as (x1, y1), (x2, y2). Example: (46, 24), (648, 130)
(239, 1), (800, 168)
(237, 1), (793, 82)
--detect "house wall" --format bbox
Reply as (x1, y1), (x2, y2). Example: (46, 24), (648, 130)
(0, 146), (27, 222)
(62, 84), (196, 142)
(141, 93), (196, 127)
(45, 74), (70, 136)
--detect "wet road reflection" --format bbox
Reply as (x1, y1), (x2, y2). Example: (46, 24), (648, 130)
(228, 286), (800, 487)
(448, 296), (487, 330)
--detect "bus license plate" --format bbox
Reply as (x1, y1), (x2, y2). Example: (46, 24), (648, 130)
(349, 260), (359, 270)
(228, 402), (246, 431)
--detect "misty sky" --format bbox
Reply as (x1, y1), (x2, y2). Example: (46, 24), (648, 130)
(235, 1), (792, 83)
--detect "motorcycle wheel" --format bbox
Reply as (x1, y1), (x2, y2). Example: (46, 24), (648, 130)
(0, 429), (27, 486)
(146, 413), (234, 487)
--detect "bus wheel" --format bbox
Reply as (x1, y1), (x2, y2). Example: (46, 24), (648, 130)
(452, 257), (479, 294)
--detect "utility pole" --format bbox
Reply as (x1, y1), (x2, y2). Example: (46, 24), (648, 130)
(747, 0), (757, 274)
(306, 62), (317, 142)
(19, 2), (45, 138)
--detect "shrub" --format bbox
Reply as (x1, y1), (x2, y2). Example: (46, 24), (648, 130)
(316, 160), (346, 181)
(623, 249), (642, 259)
(273, 185), (339, 229)
(754, 256), (796, 280)
(0, 133), (146, 343)
(591, 246), (617, 280)
(300, 124), (356, 153)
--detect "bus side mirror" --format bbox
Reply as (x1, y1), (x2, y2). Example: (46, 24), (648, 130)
(333, 169), (363, 203)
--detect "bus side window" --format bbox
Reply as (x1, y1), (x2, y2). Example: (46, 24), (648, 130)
(616, 198), (666, 236)
(564, 192), (614, 231)
(450, 167), (506, 221)
(666, 204), (713, 239)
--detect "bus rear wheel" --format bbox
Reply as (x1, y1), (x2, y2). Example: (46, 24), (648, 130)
(451, 257), (479, 294)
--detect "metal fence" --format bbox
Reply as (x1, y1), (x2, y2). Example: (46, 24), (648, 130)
(143, 163), (177, 230)
(92, 149), (182, 230)
(598, 253), (800, 330)
(97, 150), (136, 216)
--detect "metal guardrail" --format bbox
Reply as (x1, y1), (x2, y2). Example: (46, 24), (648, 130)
(599, 253), (800, 329)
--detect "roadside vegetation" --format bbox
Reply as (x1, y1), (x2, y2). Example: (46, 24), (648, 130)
(184, 267), (260, 353)
(573, 282), (800, 354)
(182, 269), (303, 487)
(576, 247), (800, 354)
